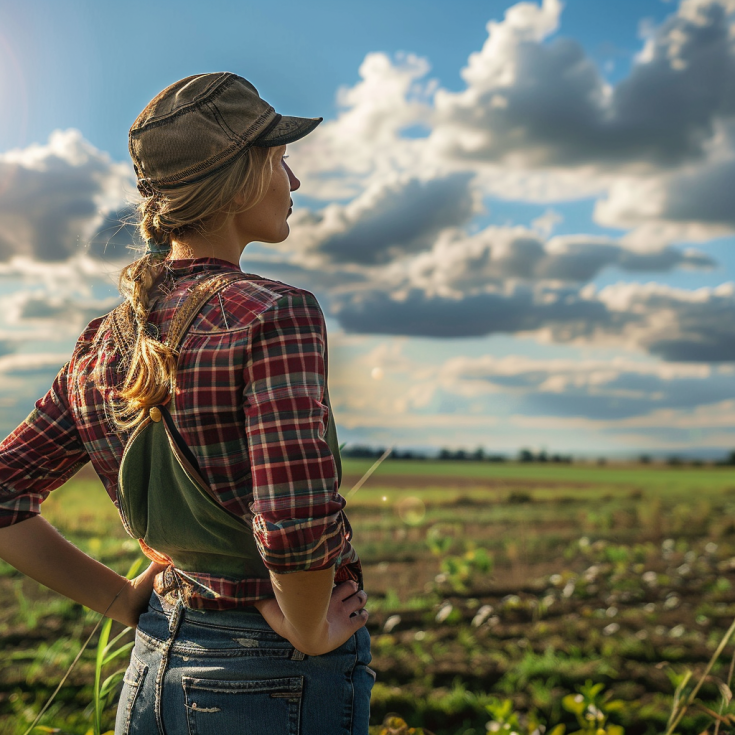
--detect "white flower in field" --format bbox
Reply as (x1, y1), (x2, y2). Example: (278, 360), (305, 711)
(635, 629), (648, 640)
(684, 550), (697, 563)
(706, 542), (719, 555)
(542, 595), (555, 608)
(472, 604), (494, 628)
(664, 595), (681, 610)
(383, 614), (401, 633)
(643, 603), (656, 613)
(603, 623), (620, 636)
(414, 630), (426, 641)
(436, 603), (453, 623)
(562, 581), (575, 598)
(642, 571), (658, 586)
(434, 573), (447, 584)
(654, 625), (667, 636)
(549, 574), (562, 586)
(663, 539), (675, 552)
(584, 565), (599, 582)
(670, 625), (686, 638)
(579, 537), (590, 548)
(677, 563), (691, 576)
(606, 606), (618, 618)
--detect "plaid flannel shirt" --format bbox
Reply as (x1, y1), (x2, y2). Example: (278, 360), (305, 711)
(0, 258), (361, 609)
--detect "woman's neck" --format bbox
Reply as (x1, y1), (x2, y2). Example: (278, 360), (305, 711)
(170, 217), (247, 265)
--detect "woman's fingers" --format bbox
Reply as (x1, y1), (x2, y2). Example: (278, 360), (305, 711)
(333, 580), (359, 601)
(344, 589), (367, 615)
(350, 607), (369, 627)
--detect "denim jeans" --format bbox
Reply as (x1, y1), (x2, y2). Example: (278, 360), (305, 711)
(115, 591), (375, 735)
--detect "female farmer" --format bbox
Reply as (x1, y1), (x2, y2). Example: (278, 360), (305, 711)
(0, 72), (373, 734)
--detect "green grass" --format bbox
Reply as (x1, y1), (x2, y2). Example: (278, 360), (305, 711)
(5, 461), (735, 734)
(343, 458), (735, 492)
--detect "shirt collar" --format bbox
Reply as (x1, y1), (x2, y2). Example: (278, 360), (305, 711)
(166, 257), (243, 276)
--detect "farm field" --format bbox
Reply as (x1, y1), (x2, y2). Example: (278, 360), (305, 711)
(1, 460), (735, 734)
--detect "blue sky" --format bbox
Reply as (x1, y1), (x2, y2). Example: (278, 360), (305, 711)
(2, 0), (677, 158)
(1, 0), (734, 457)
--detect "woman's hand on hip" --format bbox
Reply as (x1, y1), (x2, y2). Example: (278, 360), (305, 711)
(254, 580), (368, 656)
(112, 561), (168, 629)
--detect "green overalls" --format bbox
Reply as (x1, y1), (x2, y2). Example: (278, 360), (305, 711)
(115, 272), (343, 582)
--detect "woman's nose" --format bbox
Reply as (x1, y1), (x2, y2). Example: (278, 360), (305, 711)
(285, 162), (301, 191)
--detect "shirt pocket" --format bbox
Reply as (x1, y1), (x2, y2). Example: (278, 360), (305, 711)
(183, 675), (303, 735)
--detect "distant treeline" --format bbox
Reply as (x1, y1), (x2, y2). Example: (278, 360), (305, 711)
(641, 450), (735, 467)
(341, 446), (572, 463)
(342, 446), (735, 465)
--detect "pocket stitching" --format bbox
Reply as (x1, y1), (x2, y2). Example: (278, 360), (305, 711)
(183, 675), (303, 694)
(182, 676), (303, 735)
(120, 652), (148, 735)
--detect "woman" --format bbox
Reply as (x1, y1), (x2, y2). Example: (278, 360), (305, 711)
(0, 72), (373, 734)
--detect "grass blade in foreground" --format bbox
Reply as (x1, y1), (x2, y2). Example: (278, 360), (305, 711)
(92, 557), (143, 735)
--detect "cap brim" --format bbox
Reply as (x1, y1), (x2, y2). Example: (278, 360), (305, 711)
(253, 115), (323, 147)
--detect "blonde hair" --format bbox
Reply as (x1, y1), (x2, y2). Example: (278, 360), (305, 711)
(110, 145), (280, 430)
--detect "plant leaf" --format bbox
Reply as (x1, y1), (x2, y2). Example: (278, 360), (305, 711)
(562, 694), (586, 716)
(99, 669), (126, 698)
(718, 681), (733, 704)
(102, 640), (134, 666)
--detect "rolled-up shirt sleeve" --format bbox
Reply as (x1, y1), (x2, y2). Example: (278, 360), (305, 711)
(243, 290), (352, 574)
(0, 362), (89, 528)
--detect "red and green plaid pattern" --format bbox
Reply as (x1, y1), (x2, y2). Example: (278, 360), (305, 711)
(0, 258), (362, 609)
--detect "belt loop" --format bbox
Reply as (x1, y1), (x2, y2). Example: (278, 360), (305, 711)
(154, 593), (185, 734)
(291, 648), (306, 660)
(168, 592), (185, 634)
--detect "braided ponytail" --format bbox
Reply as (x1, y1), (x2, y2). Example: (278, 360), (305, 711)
(110, 145), (280, 430)
(112, 253), (177, 429)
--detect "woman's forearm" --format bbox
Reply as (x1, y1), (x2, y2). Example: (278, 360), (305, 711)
(269, 566), (335, 643)
(0, 515), (140, 627)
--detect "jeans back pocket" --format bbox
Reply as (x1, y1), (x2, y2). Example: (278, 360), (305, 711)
(183, 675), (303, 735)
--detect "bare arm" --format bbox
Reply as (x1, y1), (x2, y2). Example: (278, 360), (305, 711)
(253, 566), (368, 656)
(0, 516), (166, 628)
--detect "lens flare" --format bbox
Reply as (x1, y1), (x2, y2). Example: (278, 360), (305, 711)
(396, 496), (426, 525)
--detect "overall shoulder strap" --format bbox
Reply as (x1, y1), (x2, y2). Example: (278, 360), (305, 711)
(104, 270), (259, 357)
(165, 270), (259, 350)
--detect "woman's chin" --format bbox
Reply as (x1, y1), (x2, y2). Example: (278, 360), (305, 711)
(253, 224), (290, 245)
(272, 223), (291, 244)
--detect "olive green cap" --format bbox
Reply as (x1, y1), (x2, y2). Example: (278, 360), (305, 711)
(129, 72), (322, 194)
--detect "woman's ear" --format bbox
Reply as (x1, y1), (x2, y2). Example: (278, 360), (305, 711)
(230, 188), (247, 208)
